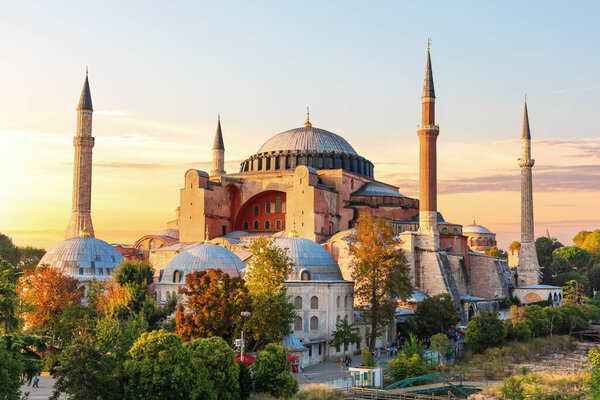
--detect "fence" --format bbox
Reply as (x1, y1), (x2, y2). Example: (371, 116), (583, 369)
(345, 387), (458, 400)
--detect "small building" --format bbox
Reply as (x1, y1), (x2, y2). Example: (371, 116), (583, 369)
(513, 285), (563, 306)
(463, 220), (497, 254)
(349, 366), (384, 388)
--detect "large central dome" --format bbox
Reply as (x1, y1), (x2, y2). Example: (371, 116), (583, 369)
(257, 126), (358, 155)
(240, 117), (373, 178)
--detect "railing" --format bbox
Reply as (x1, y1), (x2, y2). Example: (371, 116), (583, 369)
(348, 388), (457, 400)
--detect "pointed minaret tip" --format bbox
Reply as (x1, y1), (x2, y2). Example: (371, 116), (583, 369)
(77, 69), (93, 111)
(422, 40), (435, 99)
(522, 96), (531, 140)
(213, 114), (225, 150)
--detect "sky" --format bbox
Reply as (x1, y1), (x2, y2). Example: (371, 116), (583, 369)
(0, 1), (598, 250)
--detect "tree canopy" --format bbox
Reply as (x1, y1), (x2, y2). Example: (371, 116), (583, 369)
(485, 246), (508, 259)
(535, 236), (563, 268)
(465, 310), (506, 353)
(252, 343), (298, 399)
(349, 215), (412, 349)
(414, 293), (461, 335)
(329, 316), (361, 357)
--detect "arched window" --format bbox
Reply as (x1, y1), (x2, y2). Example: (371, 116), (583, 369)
(453, 228), (458, 235)
(265, 202), (271, 214)
(344, 295), (348, 308)
(158, 291), (162, 301)
(276, 220), (282, 230)
(294, 316), (302, 331)
(264, 220), (270, 230)
(310, 316), (318, 331)
(173, 270), (182, 283)
(301, 270), (311, 281)
(166, 291), (170, 299)
(336, 296), (341, 308)
(294, 296), (302, 309)
(243, 221), (249, 230)
(441, 228), (447, 234)
(253, 205), (259, 215)
(253, 220), (259, 230)
(310, 296), (318, 309)
(336, 315), (341, 326)
(149, 239), (155, 250)
(139, 244), (145, 254)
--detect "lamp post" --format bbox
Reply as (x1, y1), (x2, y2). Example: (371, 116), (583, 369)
(240, 311), (251, 364)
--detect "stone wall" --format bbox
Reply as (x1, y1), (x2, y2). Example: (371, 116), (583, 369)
(469, 253), (512, 300)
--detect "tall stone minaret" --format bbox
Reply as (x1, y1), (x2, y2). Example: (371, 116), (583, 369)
(417, 40), (440, 245)
(66, 70), (95, 238)
(210, 114), (226, 176)
(517, 97), (540, 286)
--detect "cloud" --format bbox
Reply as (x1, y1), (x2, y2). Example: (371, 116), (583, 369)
(88, 159), (246, 169)
(95, 111), (133, 116)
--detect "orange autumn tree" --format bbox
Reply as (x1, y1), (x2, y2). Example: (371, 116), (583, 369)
(175, 268), (251, 341)
(17, 266), (84, 337)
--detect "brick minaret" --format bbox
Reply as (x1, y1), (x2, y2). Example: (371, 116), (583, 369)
(210, 114), (226, 176)
(417, 40), (440, 238)
(517, 97), (540, 286)
(66, 70), (95, 238)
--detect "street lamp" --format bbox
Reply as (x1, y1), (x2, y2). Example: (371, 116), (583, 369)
(240, 311), (251, 364)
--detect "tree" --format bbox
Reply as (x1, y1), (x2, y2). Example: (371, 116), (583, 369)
(252, 343), (298, 399)
(329, 317), (361, 358)
(245, 237), (295, 350)
(186, 336), (240, 400)
(535, 236), (563, 268)
(387, 352), (428, 381)
(0, 334), (46, 400)
(485, 246), (508, 259)
(588, 348), (600, 398)
(562, 280), (588, 306)
(123, 331), (213, 400)
(349, 216), (412, 350)
(17, 266), (84, 338)
(574, 230), (591, 247)
(509, 241), (521, 251)
(465, 310), (506, 353)
(552, 246), (594, 271)
(579, 230), (600, 262)
(238, 362), (253, 400)
(175, 269), (251, 341)
(430, 333), (449, 365)
(0, 259), (21, 333)
(16, 246), (46, 270)
(361, 342), (375, 367)
(414, 293), (460, 335)
(0, 233), (20, 266)
(588, 265), (600, 292)
(554, 271), (590, 294)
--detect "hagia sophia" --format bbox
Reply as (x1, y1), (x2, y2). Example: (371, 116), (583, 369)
(39, 44), (549, 366)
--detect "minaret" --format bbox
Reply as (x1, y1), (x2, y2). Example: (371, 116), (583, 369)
(210, 114), (226, 176)
(66, 69), (95, 238)
(417, 39), (440, 241)
(517, 96), (540, 286)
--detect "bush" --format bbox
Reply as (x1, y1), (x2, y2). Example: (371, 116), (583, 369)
(295, 384), (343, 400)
(253, 344), (298, 399)
(506, 321), (532, 342)
(387, 352), (429, 381)
(465, 311), (506, 353)
(238, 361), (253, 400)
(361, 343), (375, 367)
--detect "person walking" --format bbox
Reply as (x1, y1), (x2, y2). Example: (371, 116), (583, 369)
(32, 375), (39, 388)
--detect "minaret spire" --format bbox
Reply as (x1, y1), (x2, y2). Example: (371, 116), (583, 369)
(517, 96), (540, 286)
(66, 70), (95, 238)
(417, 40), (440, 242)
(210, 114), (226, 176)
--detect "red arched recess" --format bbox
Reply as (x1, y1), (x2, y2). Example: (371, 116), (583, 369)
(226, 185), (242, 220)
(234, 191), (286, 232)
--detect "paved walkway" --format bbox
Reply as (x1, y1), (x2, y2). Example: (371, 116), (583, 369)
(20, 376), (56, 400)
(295, 352), (395, 385)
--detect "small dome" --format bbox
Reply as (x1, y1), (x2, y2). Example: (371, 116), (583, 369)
(39, 237), (123, 279)
(155, 229), (179, 240)
(257, 126), (358, 155)
(463, 221), (493, 234)
(274, 237), (343, 281)
(161, 243), (245, 283)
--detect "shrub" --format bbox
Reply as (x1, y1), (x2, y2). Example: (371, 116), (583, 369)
(506, 321), (532, 342)
(387, 352), (428, 381)
(361, 343), (375, 367)
(295, 384), (343, 400)
(253, 344), (298, 399)
(500, 376), (525, 400)
(465, 311), (506, 353)
(238, 361), (253, 400)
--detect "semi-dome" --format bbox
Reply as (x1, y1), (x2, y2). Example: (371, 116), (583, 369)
(463, 221), (493, 234)
(160, 243), (245, 283)
(39, 236), (123, 279)
(239, 117), (374, 178)
(274, 237), (344, 281)
(155, 229), (179, 240)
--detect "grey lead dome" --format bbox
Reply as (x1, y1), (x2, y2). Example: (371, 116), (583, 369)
(274, 237), (344, 281)
(257, 126), (358, 156)
(161, 243), (245, 282)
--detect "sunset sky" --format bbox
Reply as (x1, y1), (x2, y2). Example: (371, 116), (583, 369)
(0, 1), (598, 250)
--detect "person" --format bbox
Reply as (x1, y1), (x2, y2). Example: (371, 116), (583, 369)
(33, 375), (39, 388)
(339, 357), (344, 368)
(348, 356), (352, 366)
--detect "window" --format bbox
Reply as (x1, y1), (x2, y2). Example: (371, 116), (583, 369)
(318, 343), (322, 355)
(336, 315), (341, 325)
(294, 316), (302, 331)
(441, 228), (447, 234)
(294, 296), (302, 309)
(301, 270), (311, 281)
(308, 345), (312, 357)
(266, 158), (271, 170)
(243, 221), (249, 230)
(453, 228), (458, 234)
(310, 296), (318, 309)
(265, 202), (271, 213)
(253, 220), (259, 230)
(222, 225), (226, 236)
(139, 245), (145, 254)
(286, 156), (291, 169)
(174, 270), (182, 283)
(253, 205), (259, 215)
(310, 316), (318, 330)
(275, 196), (282, 213)
(264, 220), (270, 230)
(276, 220), (282, 230)
(336, 296), (341, 308)
(344, 295), (348, 308)
(317, 157), (323, 168)
(258, 158), (262, 170)
(275, 156), (280, 169)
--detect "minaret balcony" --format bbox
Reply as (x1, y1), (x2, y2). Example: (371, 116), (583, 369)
(417, 125), (439, 131)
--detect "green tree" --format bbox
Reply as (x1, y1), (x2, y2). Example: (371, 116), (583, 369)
(552, 246), (594, 271)
(554, 271), (590, 294)
(0, 259), (21, 333)
(16, 246), (46, 270)
(245, 237), (295, 350)
(588, 348), (600, 398)
(509, 241), (521, 251)
(465, 310), (506, 353)
(535, 236), (563, 269)
(186, 336), (240, 400)
(589, 265), (600, 292)
(500, 376), (525, 400)
(430, 333), (449, 365)
(562, 280), (589, 306)
(123, 331), (213, 400)
(485, 246), (508, 259)
(349, 216), (412, 350)
(329, 317), (361, 358)
(361, 342), (375, 367)
(253, 343), (298, 399)
(238, 361), (253, 400)
(387, 352), (428, 381)
(574, 230), (591, 247)
(580, 230), (600, 262)
(0, 334), (46, 400)
(414, 293), (460, 335)
(0, 233), (20, 266)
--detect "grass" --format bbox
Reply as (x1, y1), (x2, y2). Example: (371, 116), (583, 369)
(481, 371), (589, 398)
(249, 384), (343, 400)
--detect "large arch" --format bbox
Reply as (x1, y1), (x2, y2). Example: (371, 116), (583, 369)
(234, 190), (286, 232)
